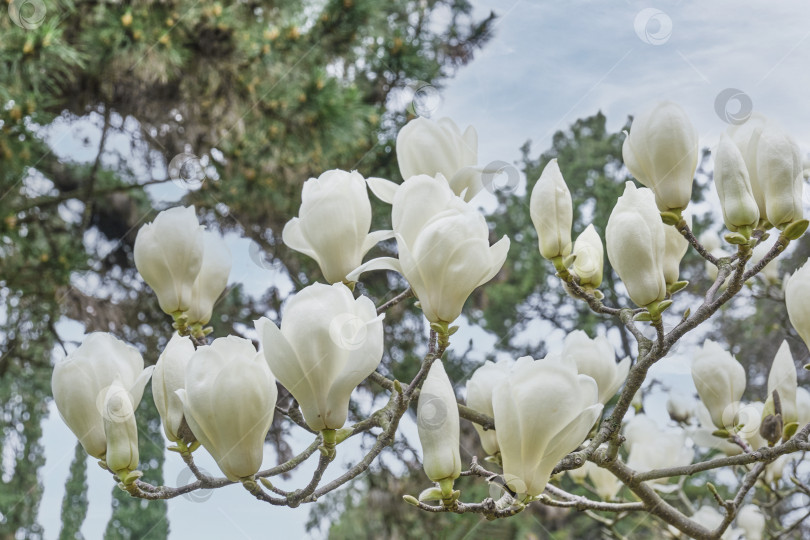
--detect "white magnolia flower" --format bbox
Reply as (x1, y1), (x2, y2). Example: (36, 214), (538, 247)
(751, 241), (780, 285)
(572, 224), (603, 287)
(622, 101), (698, 212)
(417, 360), (461, 483)
(713, 133), (759, 232)
(51, 333), (154, 461)
(465, 357), (533, 455)
(736, 504), (765, 540)
(282, 169), (393, 284)
(103, 379), (139, 476)
(347, 175), (509, 324)
(691, 506), (739, 540)
(663, 214), (690, 286)
(691, 340), (746, 430)
(625, 414), (693, 487)
(186, 231), (232, 325)
(529, 159), (573, 260)
(665, 392), (694, 424)
(767, 340), (798, 426)
(584, 460), (622, 501)
(797, 387), (810, 427)
(393, 117), (483, 201)
(606, 182), (667, 307)
(134, 206), (205, 314)
(560, 330), (629, 405)
(492, 356), (602, 499)
(690, 402), (744, 456)
(755, 122), (804, 228)
(785, 261), (810, 350)
(728, 113), (768, 218)
(152, 334), (195, 443)
(177, 336), (277, 481)
(255, 282), (384, 431)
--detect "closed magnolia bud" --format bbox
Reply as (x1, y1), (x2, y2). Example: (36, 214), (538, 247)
(728, 113), (768, 218)
(691, 340), (746, 430)
(465, 357), (533, 455)
(561, 330), (629, 405)
(662, 214), (690, 286)
(622, 101), (698, 212)
(134, 206), (205, 314)
(417, 360), (461, 483)
(666, 392), (693, 424)
(283, 170), (393, 283)
(572, 225), (603, 287)
(177, 336), (277, 481)
(492, 356), (602, 499)
(714, 134), (759, 232)
(186, 231), (232, 326)
(606, 182), (667, 307)
(396, 117), (482, 201)
(785, 261), (810, 349)
(530, 159), (573, 260)
(756, 122), (804, 228)
(348, 175), (509, 324)
(797, 387), (810, 427)
(51, 333), (154, 460)
(103, 379), (139, 476)
(767, 340), (798, 426)
(256, 282), (384, 431)
(736, 505), (765, 540)
(152, 334), (195, 443)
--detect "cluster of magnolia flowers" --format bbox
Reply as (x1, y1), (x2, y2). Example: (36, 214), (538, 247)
(49, 101), (810, 531)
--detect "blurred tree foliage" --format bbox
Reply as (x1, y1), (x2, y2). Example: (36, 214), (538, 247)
(0, 0), (494, 537)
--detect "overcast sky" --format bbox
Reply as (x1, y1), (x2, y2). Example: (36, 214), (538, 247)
(35, 1), (810, 538)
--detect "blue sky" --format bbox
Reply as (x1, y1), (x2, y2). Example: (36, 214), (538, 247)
(34, 1), (810, 538)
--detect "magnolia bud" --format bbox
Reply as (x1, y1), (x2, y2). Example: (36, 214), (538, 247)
(103, 379), (139, 476)
(755, 122), (804, 228)
(134, 206), (205, 314)
(662, 215), (690, 286)
(666, 392), (693, 424)
(606, 182), (667, 307)
(572, 224), (603, 287)
(785, 261), (810, 349)
(152, 334), (195, 443)
(691, 340), (746, 430)
(255, 282), (384, 431)
(417, 360), (461, 483)
(186, 231), (231, 326)
(529, 159), (573, 260)
(492, 356), (602, 499)
(767, 340), (798, 426)
(282, 169), (393, 283)
(713, 134), (759, 232)
(622, 101), (698, 212)
(396, 117), (482, 201)
(178, 336), (276, 481)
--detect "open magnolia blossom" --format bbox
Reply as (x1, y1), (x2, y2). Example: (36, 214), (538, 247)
(691, 340), (746, 431)
(624, 415), (693, 489)
(558, 330), (629, 405)
(255, 282), (384, 431)
(417, 360), (461, 489)
(134, 206), (205, 315)
(282, 169), (394, 284)
(622, 101), (698, 213)
(51, 333), (154, 463)
(492, 355), (602, 499)
(347, 174), (509, 324)
(177, 336), (277, 482)
(606, 182), (667, 307)
(529, 159), (573, 261)
(152, 333), (195, 443)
